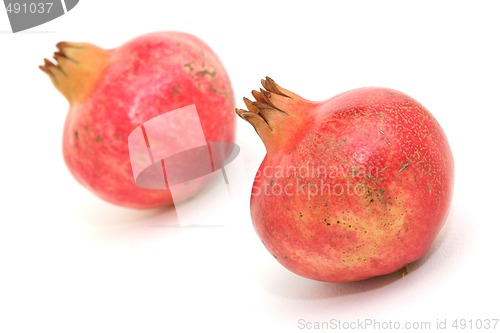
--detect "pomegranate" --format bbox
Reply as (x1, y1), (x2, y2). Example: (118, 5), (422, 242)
(237, 77), (454, 282)
(40, 32), (235, 208)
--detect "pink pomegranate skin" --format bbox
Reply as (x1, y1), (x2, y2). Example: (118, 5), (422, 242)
(41, 32), (235, 208)
(237, 78), (453, 282)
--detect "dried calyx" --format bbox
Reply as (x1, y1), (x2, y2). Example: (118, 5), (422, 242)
(236, 77), (317, 153)
(39, 42), (111, 105)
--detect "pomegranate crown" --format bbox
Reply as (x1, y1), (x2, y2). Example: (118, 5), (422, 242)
(40, 42), (111, 104)
(236, 77), (317, 153)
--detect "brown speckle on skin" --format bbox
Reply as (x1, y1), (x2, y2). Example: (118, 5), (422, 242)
(399, 161), (410, 173)
(209, 84), (228, 97)
(183, 62), (194, 71)
(195, 69), (216, 78)
(74, 130), (79, 140)
(172, 84), (180, 96)
(96, 135), (103, 143)
(196, 82), (203, 92)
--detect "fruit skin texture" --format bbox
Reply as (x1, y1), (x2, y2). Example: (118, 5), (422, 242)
(41, 32), (235, 208)
(237, 78), (454, 282)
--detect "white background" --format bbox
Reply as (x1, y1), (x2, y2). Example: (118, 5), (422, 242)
(1, 1), (499, 332)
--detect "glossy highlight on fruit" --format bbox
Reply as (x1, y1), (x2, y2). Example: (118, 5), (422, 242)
(40, 31), (235, 208)
(237, 77), (454, 282)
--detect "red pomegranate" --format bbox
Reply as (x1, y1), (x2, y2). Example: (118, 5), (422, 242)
(237, 77), (454, 282)
(40, 32), (235, 208)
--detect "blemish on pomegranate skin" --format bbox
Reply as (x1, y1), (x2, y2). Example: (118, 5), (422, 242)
(195, 69), (216, 78)
(183, 62), (194, 71)
(171, 84), (180, 96)
(398, 161), (410, 173)
(95, 135), (103, 143)
(209, 84), (228, 97)
(74, 130), (79, 140)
